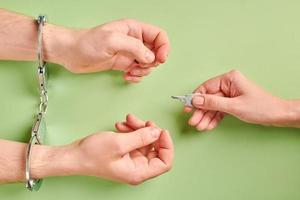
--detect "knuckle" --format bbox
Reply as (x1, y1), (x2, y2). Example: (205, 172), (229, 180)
(205, 96), (217, 108)
(165, 163), (173, 172)
(134, 39), (143, 48)
(106, 31), (120, 42)
(122, 18), (138, 25)
(229, 69), (241, 77)
(101, 31), (120, 45)
(102, 131), (116, 138)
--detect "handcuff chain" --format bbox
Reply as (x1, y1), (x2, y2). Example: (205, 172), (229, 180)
(25, 15), (47, 191)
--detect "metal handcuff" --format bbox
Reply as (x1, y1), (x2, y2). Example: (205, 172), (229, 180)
(25, 15), (48, 191)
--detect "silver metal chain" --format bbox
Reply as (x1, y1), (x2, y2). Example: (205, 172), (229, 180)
(37, 15), (48, 114)
(25, 15), (47, 191)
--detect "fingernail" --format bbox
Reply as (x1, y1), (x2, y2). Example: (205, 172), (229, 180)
(145, 51), (155, 63)
(193, 96), (204, 107)
(150, 127), (160, 138)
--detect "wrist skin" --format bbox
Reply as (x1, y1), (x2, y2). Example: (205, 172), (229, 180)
(0, 9), (96, 72)
(43, 23), (87, 70)
(0, 140), (81, 184)
(31, 143), (82, 179)
(273, 99), (300, 128)
(283, 100), (300, 128)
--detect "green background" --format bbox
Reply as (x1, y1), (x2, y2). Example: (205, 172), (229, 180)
(1, 0), (300, 199)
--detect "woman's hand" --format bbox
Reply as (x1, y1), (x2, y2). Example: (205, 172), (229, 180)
(44, 19), (170, 83)
(69, 114), (173, 185)
(185, 70), (300, 131)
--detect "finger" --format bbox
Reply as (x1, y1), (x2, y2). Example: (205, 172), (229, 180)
(156, 44), (169, 63)
(125, 61), (139, 72)
(207, 112), (225, 130)
(144, 42), (154, 52)
(184, 106), (193, 113)
(140, 23), (170, 63)
(124, 73), (143, 83)
(126, 114), (146, 130)
(187, 90), (223, 112)
(192, 94), (236, 114)
(130, 149), (144, 158)
(116, 127), (161, 154)
(115, 122), (133, 133)
(147, 130), (173, 178)
(195, 111), (217, 131)
(129, 67), (152, 77)
(188, 109), (205, 126)
(147, 150), (158, 160)
(139, 143), (155, 156)
(138, 60), (160, 68)
(126, 58), (158, 70)
(193, 76), (223, 94)
(193, 70), (243, 95)
(110, 33), (155, 64)
(130, 150), (148, 164)
(126, 115), (154, 155)
(144, 121), (158, 154)
(145, 121), (157, 127)
(157, 130), (173, 165)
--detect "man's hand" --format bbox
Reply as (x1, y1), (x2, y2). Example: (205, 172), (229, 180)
(0, 9), (170, 83)
(70, 114), (173, 185)
(185, 70), (300, 131)
(44, 19), (170, 83)
(0, 115), (173, 185)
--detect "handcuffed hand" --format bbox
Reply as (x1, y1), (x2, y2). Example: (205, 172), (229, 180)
(45, 19), (170, 83)
(70, 114), (173, 185)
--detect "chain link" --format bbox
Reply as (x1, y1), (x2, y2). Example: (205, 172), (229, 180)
(26, 15), (47, 191)
(37, 14), (48, 114)
(38, 64), (48, 114)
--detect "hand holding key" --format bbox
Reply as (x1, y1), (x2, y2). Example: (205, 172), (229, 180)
(174, 70), (300, 131)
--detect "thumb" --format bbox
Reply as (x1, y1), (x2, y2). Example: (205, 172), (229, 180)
(110, 34), (155, 64)
(192, 94), (235, 114)
(116, 127), (161, 154)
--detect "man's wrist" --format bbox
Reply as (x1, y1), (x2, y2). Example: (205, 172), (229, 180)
(274, 99), (300, 128)
(31, 144), (81, 179)
(284, 100), (300, 128)
(43, 23), (77, 67)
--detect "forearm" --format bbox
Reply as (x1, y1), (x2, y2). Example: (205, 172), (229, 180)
(0, 9), (75, 65)
(0, 139), (80, 184)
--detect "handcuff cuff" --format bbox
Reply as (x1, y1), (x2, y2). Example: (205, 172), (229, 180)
(25, 15), (48, 191)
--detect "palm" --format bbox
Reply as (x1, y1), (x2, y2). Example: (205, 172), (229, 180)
(116, 149), (166, 183)
(121, 151), (153, 172)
